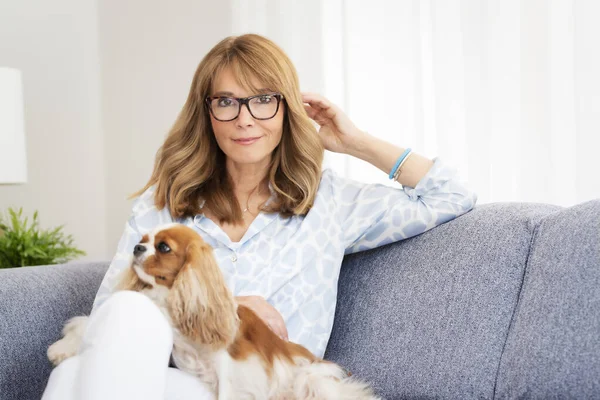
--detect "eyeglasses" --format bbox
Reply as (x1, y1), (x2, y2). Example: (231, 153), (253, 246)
(205, 93), (284, 122)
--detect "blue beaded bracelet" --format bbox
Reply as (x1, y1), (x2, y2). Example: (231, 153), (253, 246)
(388, 148), (412, 179)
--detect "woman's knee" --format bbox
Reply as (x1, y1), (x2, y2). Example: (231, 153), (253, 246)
(101, 290), (158, 314)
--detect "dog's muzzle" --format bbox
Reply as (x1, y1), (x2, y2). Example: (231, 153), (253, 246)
(133, 244), (147, 257)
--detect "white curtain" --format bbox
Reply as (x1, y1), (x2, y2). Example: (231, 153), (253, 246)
(233, 0), (600, 206)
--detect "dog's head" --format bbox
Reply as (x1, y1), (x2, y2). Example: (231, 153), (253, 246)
(117, 223), (238, 347)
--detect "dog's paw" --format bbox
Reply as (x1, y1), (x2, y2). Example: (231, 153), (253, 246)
(47, 336), (78, 366)
(47, 316), (89, 366)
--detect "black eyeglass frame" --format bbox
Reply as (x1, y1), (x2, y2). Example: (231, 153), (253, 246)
(205, 93), (285, 122)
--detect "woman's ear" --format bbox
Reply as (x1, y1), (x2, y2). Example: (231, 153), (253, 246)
(167, 241), (238, 347)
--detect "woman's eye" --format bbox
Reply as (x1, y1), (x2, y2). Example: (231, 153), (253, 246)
(217, 98), (234, 107)
(257, 95), (273, 104)
(157, 242), (171, 253)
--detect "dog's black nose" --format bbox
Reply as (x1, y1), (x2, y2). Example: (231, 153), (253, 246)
(133, 244), (146, 257)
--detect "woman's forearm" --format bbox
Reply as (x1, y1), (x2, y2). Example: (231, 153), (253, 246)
(346, 133), (435, 188)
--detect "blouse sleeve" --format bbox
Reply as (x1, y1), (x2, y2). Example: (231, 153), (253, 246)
(328, 157), (477, 255)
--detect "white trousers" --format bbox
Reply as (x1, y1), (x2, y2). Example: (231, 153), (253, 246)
(41, 290), (214, 400)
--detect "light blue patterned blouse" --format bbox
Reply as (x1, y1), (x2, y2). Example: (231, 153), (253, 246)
(92, 157), (477, 358)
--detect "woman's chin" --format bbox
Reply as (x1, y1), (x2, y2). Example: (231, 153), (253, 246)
(226, 152), (272, 167)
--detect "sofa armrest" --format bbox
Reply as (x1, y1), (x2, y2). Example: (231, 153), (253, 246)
(496, 199), (600, 398)
(0, 261), (109, 400)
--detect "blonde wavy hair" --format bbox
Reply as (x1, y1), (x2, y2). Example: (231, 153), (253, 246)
(132, 34), (324, 224)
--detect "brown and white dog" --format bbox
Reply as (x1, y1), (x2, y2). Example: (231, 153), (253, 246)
(48, 223), (380, 399)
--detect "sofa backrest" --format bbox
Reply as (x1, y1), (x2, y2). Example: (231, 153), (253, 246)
(326, 203), (562, 399)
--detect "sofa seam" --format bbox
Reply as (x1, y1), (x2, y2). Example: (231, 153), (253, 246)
(491, 217), (542, 400)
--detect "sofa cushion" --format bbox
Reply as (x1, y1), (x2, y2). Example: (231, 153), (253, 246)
(325, 203), (561, 399)
(495, 200), (600, 398)
(0, 262), (109, 400)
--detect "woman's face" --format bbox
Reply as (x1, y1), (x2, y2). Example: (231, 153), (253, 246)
(208, 67), (285, 168)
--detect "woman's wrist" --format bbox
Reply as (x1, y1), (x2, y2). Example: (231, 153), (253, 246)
(344, 130), (375, 160)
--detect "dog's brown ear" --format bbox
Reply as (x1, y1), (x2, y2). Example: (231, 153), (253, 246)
(167, 241), (238, 347)
(115, 265), (147, 292)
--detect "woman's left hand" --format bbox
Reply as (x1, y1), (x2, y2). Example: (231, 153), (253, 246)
(302, 92), (367, 154)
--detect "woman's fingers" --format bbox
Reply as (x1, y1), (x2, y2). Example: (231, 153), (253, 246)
(304, 104), (318, 119)
(265, 301), (288, 340)
(267, 317), (289, 341)
(266, 306), (289, 340)
(303, 93), (339, 117)
(302, 92), (331, 110)
(304, 105), (328, 127)
(240, 295), (289, 341)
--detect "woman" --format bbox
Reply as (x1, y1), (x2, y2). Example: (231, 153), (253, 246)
(43, 33), (476, 400)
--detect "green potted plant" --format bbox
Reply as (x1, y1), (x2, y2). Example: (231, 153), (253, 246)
(0, 207), (85, 269)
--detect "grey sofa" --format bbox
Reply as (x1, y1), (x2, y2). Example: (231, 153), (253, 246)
(1, 201), (599, 400)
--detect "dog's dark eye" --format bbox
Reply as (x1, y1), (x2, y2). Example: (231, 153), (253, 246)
(157, 242), (171, 253)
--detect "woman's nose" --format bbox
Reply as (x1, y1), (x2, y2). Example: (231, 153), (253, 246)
(236, 103), (254, 126)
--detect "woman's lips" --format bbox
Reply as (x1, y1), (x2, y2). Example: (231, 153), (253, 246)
(233, 137), (261, 145)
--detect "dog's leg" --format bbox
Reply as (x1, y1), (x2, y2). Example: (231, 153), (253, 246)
(47, 316), (89, 366)
(215, 349), (234, 400)
(294, 361), (381, 400)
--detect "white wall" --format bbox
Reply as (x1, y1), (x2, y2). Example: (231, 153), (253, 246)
(0, 0), (106, 260)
